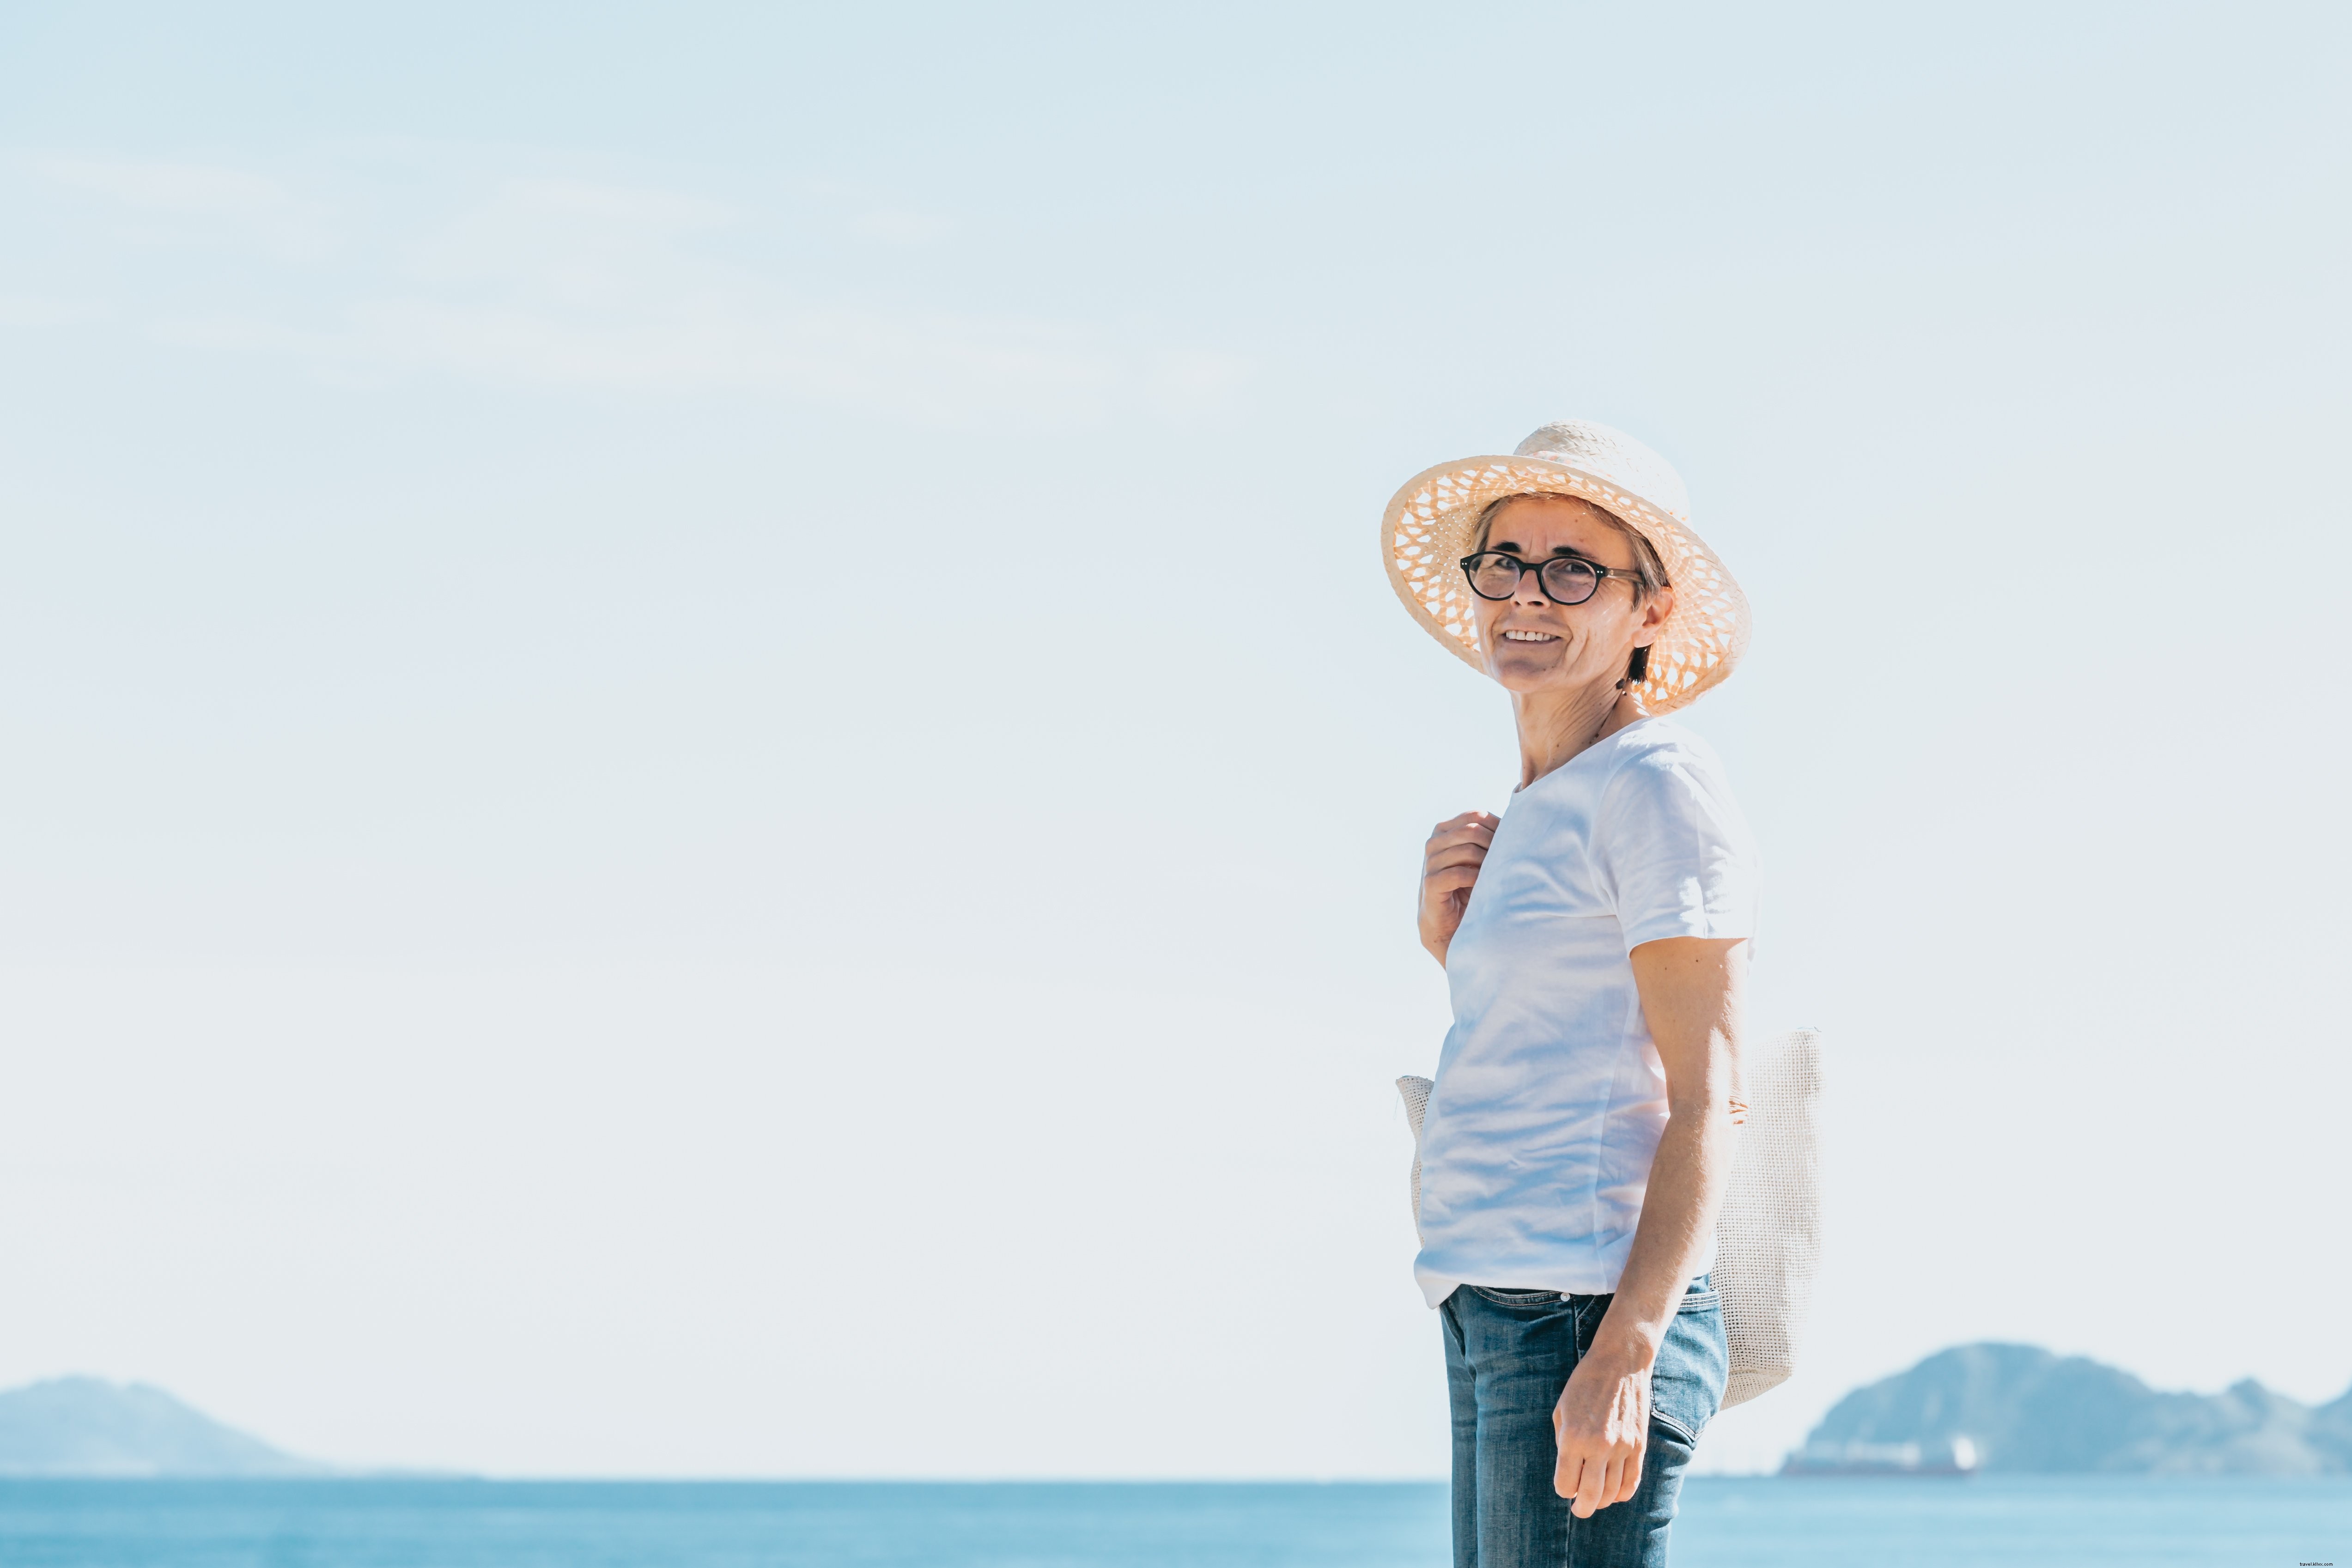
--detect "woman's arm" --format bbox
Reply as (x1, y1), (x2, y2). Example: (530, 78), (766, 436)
(1550, 935), (1746, 1516)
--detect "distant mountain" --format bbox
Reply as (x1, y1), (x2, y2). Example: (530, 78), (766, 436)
(1787, 1344), (2352, 1476)
(0, 1378), (327, 1477)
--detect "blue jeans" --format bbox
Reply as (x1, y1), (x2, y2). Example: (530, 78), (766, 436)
(1441, 1277), (1727, 1568)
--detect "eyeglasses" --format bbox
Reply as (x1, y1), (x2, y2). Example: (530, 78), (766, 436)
(1459, 551), (1636, 605)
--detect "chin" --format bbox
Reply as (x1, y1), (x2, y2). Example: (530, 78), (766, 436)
(1487, 658), (1562, 691)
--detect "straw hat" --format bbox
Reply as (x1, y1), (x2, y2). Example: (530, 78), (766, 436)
(1380, 420), (1750, 715)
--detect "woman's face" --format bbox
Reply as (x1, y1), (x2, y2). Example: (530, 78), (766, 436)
(1472, 495), (1674, 696)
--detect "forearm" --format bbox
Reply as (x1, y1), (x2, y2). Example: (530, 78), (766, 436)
(1550, 935), (1746, 1512)
(1588, 1104), (1735, 1365)
(1592, 934), (1745, 1365)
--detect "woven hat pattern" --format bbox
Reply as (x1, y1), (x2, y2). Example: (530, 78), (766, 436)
(1381, 422), (1750, 715)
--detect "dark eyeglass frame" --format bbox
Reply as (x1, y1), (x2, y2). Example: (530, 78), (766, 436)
(1458, 551), (1636, 606)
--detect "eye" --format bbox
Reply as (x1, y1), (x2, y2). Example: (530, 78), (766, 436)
(1464, 554), (1523, 597)
(1537, 558), (1602, 603)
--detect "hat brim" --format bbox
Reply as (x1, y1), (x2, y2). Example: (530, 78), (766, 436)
(1380, 454), (1750, 715)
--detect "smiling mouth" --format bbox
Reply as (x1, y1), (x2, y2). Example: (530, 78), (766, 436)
(1500, 630), (1561, 644)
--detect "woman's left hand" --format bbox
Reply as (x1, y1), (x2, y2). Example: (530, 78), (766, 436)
(1551, 1343), (1653, 1516)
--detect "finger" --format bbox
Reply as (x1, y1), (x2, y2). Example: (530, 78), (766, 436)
(1425, 828), (1495, 857)
(1576, 1456), (1619, 1518)
(1572, 1456), (1605, 1517)
(1552, 1447), (1583, 1501)
(1616, 1447), (1642, 1504)
(1422, 868), (1482, 897)
(1558, 1444), (1590, 1513)
(1422, 845), (1489, 875)
(1423, 832), (1494, 862)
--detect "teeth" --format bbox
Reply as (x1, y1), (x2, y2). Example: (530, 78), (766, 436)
(1502, 631), (1557, 642)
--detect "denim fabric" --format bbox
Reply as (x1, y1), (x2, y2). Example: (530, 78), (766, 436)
(1440, 1277), (1728, 1568)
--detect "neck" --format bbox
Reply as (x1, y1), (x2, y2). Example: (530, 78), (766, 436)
(1512, 681), (1643, 790)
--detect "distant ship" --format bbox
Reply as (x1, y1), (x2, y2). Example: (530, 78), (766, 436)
(1782, 1435), (1979, 1477)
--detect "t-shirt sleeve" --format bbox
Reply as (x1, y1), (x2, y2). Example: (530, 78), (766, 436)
(1593, 743), (1761, 951)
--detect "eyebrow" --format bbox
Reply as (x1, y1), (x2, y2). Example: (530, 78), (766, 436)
(1489, 540), (1604, 563)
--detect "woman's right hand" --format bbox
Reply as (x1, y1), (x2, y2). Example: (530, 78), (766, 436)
(1418, 811), (1499, 966)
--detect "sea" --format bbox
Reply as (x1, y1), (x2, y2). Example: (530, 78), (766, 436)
(0, 1477), (2344, 1567)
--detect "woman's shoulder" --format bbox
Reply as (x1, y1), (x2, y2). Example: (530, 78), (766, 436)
(1592, 718), (1761, 917)
(1600, 716), (1728, 777)
(1595, 718), (1746, 814)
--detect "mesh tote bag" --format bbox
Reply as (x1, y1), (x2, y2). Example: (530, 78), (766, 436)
(1397, 1027), (1823, 1410)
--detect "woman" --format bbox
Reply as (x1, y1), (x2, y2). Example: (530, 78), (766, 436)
(1381, 421), (1758, 1568)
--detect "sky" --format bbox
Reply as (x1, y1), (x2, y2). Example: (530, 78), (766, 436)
(0, 0), (2347, 1479)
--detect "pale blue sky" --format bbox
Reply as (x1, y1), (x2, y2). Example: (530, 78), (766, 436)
(1, 1), (2346, 1477)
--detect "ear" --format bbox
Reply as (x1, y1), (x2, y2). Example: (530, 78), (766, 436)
(1640, 585), (1676, 639)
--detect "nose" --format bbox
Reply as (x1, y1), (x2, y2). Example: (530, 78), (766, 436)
(1512, 569), (1552, 607)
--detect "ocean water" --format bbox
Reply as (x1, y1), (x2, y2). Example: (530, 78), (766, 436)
(0, 1477), (2344, 1567)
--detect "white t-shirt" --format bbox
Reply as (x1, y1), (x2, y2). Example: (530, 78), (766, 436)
(1413, 716), (1760, 1308)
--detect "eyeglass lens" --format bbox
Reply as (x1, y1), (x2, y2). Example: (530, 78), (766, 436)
(1465, 553), (1602, 604)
